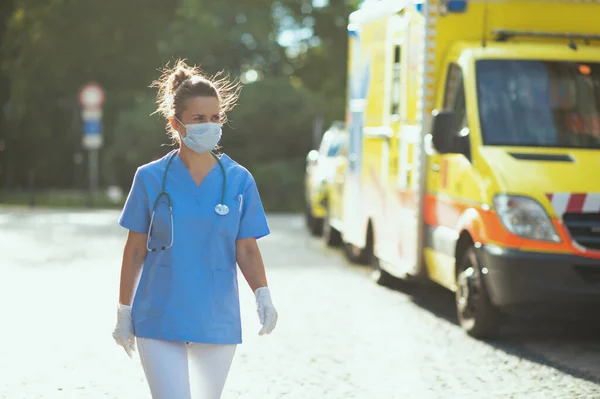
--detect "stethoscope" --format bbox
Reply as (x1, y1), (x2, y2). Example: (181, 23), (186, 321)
(146, 149), (228, 252)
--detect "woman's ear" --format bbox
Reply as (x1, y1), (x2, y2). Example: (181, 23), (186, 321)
(168, 117), (178, 131)
(169, 117), (185, 137)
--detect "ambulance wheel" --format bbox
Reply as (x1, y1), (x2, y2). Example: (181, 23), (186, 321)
(343, 243), (368, 265)
(456, 246), (501, 339)
(343, 224), (373, 265)
(323, 211), (342, 247)
(371, 251), (395, 287)
(305, 204), (323, 236)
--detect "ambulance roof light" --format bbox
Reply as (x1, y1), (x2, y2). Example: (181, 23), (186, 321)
(445, 0), (467, 12)
(414, 0), (467, 13)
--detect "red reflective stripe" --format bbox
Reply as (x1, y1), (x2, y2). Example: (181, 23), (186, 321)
(566, 193), (586, 213)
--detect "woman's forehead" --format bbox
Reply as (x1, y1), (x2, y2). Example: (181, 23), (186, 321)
(182, 96), (220, 115)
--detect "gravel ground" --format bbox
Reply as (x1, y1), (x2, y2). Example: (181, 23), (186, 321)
(1, 209), (599, 399)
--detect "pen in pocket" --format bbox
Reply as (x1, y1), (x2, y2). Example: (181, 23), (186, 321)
(238, 194), (243, 211)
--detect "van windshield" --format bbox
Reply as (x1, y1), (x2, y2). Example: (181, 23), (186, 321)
(476, 60), (600, 149)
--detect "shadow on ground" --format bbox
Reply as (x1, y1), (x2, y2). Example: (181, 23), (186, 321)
(295, 214), (600, 387)
(380, 275), (600, 386)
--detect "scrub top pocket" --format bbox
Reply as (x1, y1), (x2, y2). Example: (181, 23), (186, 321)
(215, 197), (241, 238)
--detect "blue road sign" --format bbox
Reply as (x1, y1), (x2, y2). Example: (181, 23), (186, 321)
(83, 119), (102, 136)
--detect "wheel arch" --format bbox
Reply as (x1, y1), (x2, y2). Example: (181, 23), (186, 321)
(366, 217), (374, 254)
(455, 231), (474, 278)
(454, 207), (487, 278)
(456, 208), (486, 240)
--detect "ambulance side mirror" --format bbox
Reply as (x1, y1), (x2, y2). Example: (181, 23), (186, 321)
(430, 109), (459, 154)
(306, 150), (319, 166)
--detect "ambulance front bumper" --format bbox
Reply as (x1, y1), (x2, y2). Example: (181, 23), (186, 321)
(477, 244), (600, 317)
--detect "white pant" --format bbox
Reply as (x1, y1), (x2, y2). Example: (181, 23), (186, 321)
(137, 338), (237, 399)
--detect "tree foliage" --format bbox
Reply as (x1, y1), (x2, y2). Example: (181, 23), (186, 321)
(0, 0), (358, 210)
(278, 0), (360, 123)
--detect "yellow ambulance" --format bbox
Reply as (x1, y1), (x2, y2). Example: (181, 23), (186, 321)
(333, 0), (600, 338)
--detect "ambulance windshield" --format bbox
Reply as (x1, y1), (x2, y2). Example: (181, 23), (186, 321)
(476, 59), (600, 149)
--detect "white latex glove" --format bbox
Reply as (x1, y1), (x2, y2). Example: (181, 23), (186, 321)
(254, 287), (278, 335)
(112, 304), (136, 358)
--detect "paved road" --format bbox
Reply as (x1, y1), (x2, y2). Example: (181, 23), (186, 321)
(1, 209), (600, 398)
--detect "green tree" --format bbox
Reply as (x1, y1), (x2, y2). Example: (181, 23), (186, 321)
(278, 0), (360, 125)
(0, 0), (15, 188)
(160, 0), (288, 77)
(0, 0), (175, 188)
(222, 76), (317, 165)
(0, 0), (355, 211)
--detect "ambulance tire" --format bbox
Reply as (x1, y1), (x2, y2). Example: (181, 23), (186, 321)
(370, 252), (395, 287)
(323, 212), (342, 247)
(456, 246), (501, 339)
(343, 224), (373, 265)
(305, 204), (323, 236)
(343, 243), (367, 265)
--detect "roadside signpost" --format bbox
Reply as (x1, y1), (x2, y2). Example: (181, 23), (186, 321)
(79, 83), (104, 206)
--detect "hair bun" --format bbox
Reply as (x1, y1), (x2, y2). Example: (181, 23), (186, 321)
(169, 61), (194, 93)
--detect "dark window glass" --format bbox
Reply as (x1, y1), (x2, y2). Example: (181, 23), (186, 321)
(476, 60), (600, 148)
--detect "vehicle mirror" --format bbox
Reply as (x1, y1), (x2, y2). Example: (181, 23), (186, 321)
(431, 109), (458, 154)
(306, 150), (319, 165)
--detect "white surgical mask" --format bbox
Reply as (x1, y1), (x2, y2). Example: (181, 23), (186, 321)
(176, 118), (222, 154)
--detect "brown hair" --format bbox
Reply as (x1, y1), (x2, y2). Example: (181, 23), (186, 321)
(151, 59), (242, 144)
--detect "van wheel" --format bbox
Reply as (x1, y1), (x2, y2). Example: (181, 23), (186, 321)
(343, 224), (372, 265)
(323, 211), (342, 247)
(305, 204), (323, 236)
(343, 243), (372, 265)
(456, 246), (501, 339)
(371, 250), (395, 287)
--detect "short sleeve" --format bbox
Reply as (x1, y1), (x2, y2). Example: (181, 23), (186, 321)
(118, 167), (151, 234)
(236, 176), (270, 240)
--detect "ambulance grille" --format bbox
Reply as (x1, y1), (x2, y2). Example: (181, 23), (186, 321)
(563, 213), (600, 251)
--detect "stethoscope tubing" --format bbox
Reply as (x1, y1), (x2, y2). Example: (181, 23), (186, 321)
(146, 149), (227, 252)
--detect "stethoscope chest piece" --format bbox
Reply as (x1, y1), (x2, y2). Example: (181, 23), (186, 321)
(215, 204), (229, 216)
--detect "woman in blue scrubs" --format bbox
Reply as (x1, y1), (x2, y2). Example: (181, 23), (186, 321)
(111, 60), (278, 399)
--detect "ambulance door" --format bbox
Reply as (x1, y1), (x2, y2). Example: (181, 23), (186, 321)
(342, 27), (369, 247)
(426, 60), (471, 290)
(375, 15), (409, 276)
(377, 41), (405, 274)
(388, 32), (421, 277)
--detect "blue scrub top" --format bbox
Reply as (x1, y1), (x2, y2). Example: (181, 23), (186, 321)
(118, 151), (270, 344)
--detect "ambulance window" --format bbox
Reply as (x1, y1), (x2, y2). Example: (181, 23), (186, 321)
(391, 45), (402, 116)
(326, 140), (341, 157)
(443, 63), (471, 160)
(443, 63), (467, 130)
(476, 60), (600, 148)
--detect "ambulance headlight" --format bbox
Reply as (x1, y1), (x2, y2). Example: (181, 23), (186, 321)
(493, 195), (561, 243)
